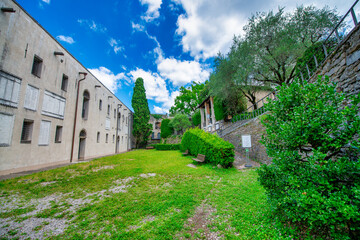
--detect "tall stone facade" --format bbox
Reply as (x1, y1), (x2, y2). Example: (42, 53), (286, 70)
(0, 0), (133, 175)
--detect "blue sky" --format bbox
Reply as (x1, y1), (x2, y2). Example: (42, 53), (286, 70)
(17, 0), (353, 113)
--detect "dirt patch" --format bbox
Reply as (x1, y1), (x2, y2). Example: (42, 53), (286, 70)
(187, 164), (197, 168)
(92, 165), (114, 172)
(40, 181), (57, 186)
(182, 204), (221, 240)
(139, 173), (156, 178)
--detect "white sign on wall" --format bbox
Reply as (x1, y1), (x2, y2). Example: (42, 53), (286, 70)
(242, 135), (251, 148)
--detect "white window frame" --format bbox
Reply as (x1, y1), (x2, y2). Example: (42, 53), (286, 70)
(0, 71), (21, 108)
(0, 112), (14, 147)
(41, 90), (66, 119)
(24, 84), (39, 111)
(105, 117), (110, 130)
(38, 120), (51, 146)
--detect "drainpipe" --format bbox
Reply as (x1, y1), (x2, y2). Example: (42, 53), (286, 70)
(127, 112), (131, 151)
(115, 104), (122, 153)
(70, 72), (87, 162)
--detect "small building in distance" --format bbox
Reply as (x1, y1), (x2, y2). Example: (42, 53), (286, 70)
(148, 114), (168, 141)
(0, 0), (133, 175)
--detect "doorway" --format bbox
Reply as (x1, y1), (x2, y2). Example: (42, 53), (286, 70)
(78, 130), (86, 160)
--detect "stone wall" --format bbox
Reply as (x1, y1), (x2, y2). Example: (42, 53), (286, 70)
(222, 116), (271, 165)
(310, 24), (360, 95)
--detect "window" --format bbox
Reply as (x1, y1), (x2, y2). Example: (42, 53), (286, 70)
(55, 126), (62, 143)
(97, 132), (100, 143)
(31, 55), (43, 77)
(114, 109), (116, 119)
(112, 134), (115, 143)
(105, 118), (110, 130)
(42, 90), (66, 119)
(106, 133), (108, 143)
(24, 85), (39, 111)
(38, 120), (51, 146)
(107, 104), (110, 115)
(82, 90), (90, 120)
(99, 99), (102, 110)
(155, 122), (160, 129)
(0, 70), (21, 107)
(21, 119), (34, 143)
(0, 113), (14, 146)
(61, 74), (68, 91)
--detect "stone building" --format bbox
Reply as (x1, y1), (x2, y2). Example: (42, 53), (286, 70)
(148, 114), (168, 141)
(0, 0), (133, 175)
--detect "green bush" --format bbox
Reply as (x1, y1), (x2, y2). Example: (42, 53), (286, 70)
(154, 144), (181, 150)
(181, 128), (235, 168)
(214, 97), (225, 121)
(192, 111), (201, 127)
(160, 119), (173, 138)
(258, 76), (360, 239)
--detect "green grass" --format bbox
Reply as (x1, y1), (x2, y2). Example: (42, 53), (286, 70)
(0, 150), (292, 239)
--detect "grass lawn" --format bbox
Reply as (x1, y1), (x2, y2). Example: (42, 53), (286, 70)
(0, 150), (292, 239)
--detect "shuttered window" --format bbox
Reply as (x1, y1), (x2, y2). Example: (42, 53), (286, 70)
(0, 113), (14, 146)
(38, 120), (51, 145)
(105, 118), (110, 130)
(24, 85), (39, 111)
(42, 90), (66, 119)
(0, 71), (21, 107)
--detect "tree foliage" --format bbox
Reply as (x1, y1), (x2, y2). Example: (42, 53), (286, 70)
(209, 55), (247, 117)
(160, 119), (173, 139)
(258, 76), (360, 239)
(131, 77), (152, 148)
(170, 82), (207, 116)
(170, 114), (192, 133)
(151, 114), (163, 120)
(244, 6), (339, 86)
(192, 111), (201, 127)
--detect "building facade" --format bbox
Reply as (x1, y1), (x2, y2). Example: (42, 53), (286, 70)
(0, 0), (133, 175)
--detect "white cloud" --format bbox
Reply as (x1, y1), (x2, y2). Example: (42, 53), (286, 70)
(157, 57), (210, 86)
(89, 67), (125, 93)
(130, 68), (169, 103)
(77, 19), (107, 33)
(153, 106), (168, 114)
(129, 68), (180, 113)
(131, 22), (145, 32)
(42, 0), (50, 4)
(109, 38), (124, 54)
(139, 0), (162, 22)
(172, 0), (348, 60)
(56, 35), (75, 44)
(173, 0), (248, 60)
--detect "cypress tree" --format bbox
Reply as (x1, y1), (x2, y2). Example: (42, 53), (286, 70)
(131, 78), (152, 148)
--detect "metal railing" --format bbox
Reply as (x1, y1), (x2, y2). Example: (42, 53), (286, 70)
(224, 0), (359, 130)
(297, 0), (359, 81)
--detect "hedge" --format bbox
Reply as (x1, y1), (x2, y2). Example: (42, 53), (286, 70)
(181, 128), (235, 168)
(154, 144), (181, 150)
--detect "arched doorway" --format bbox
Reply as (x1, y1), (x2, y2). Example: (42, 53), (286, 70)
(78, 129), (86, 160)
